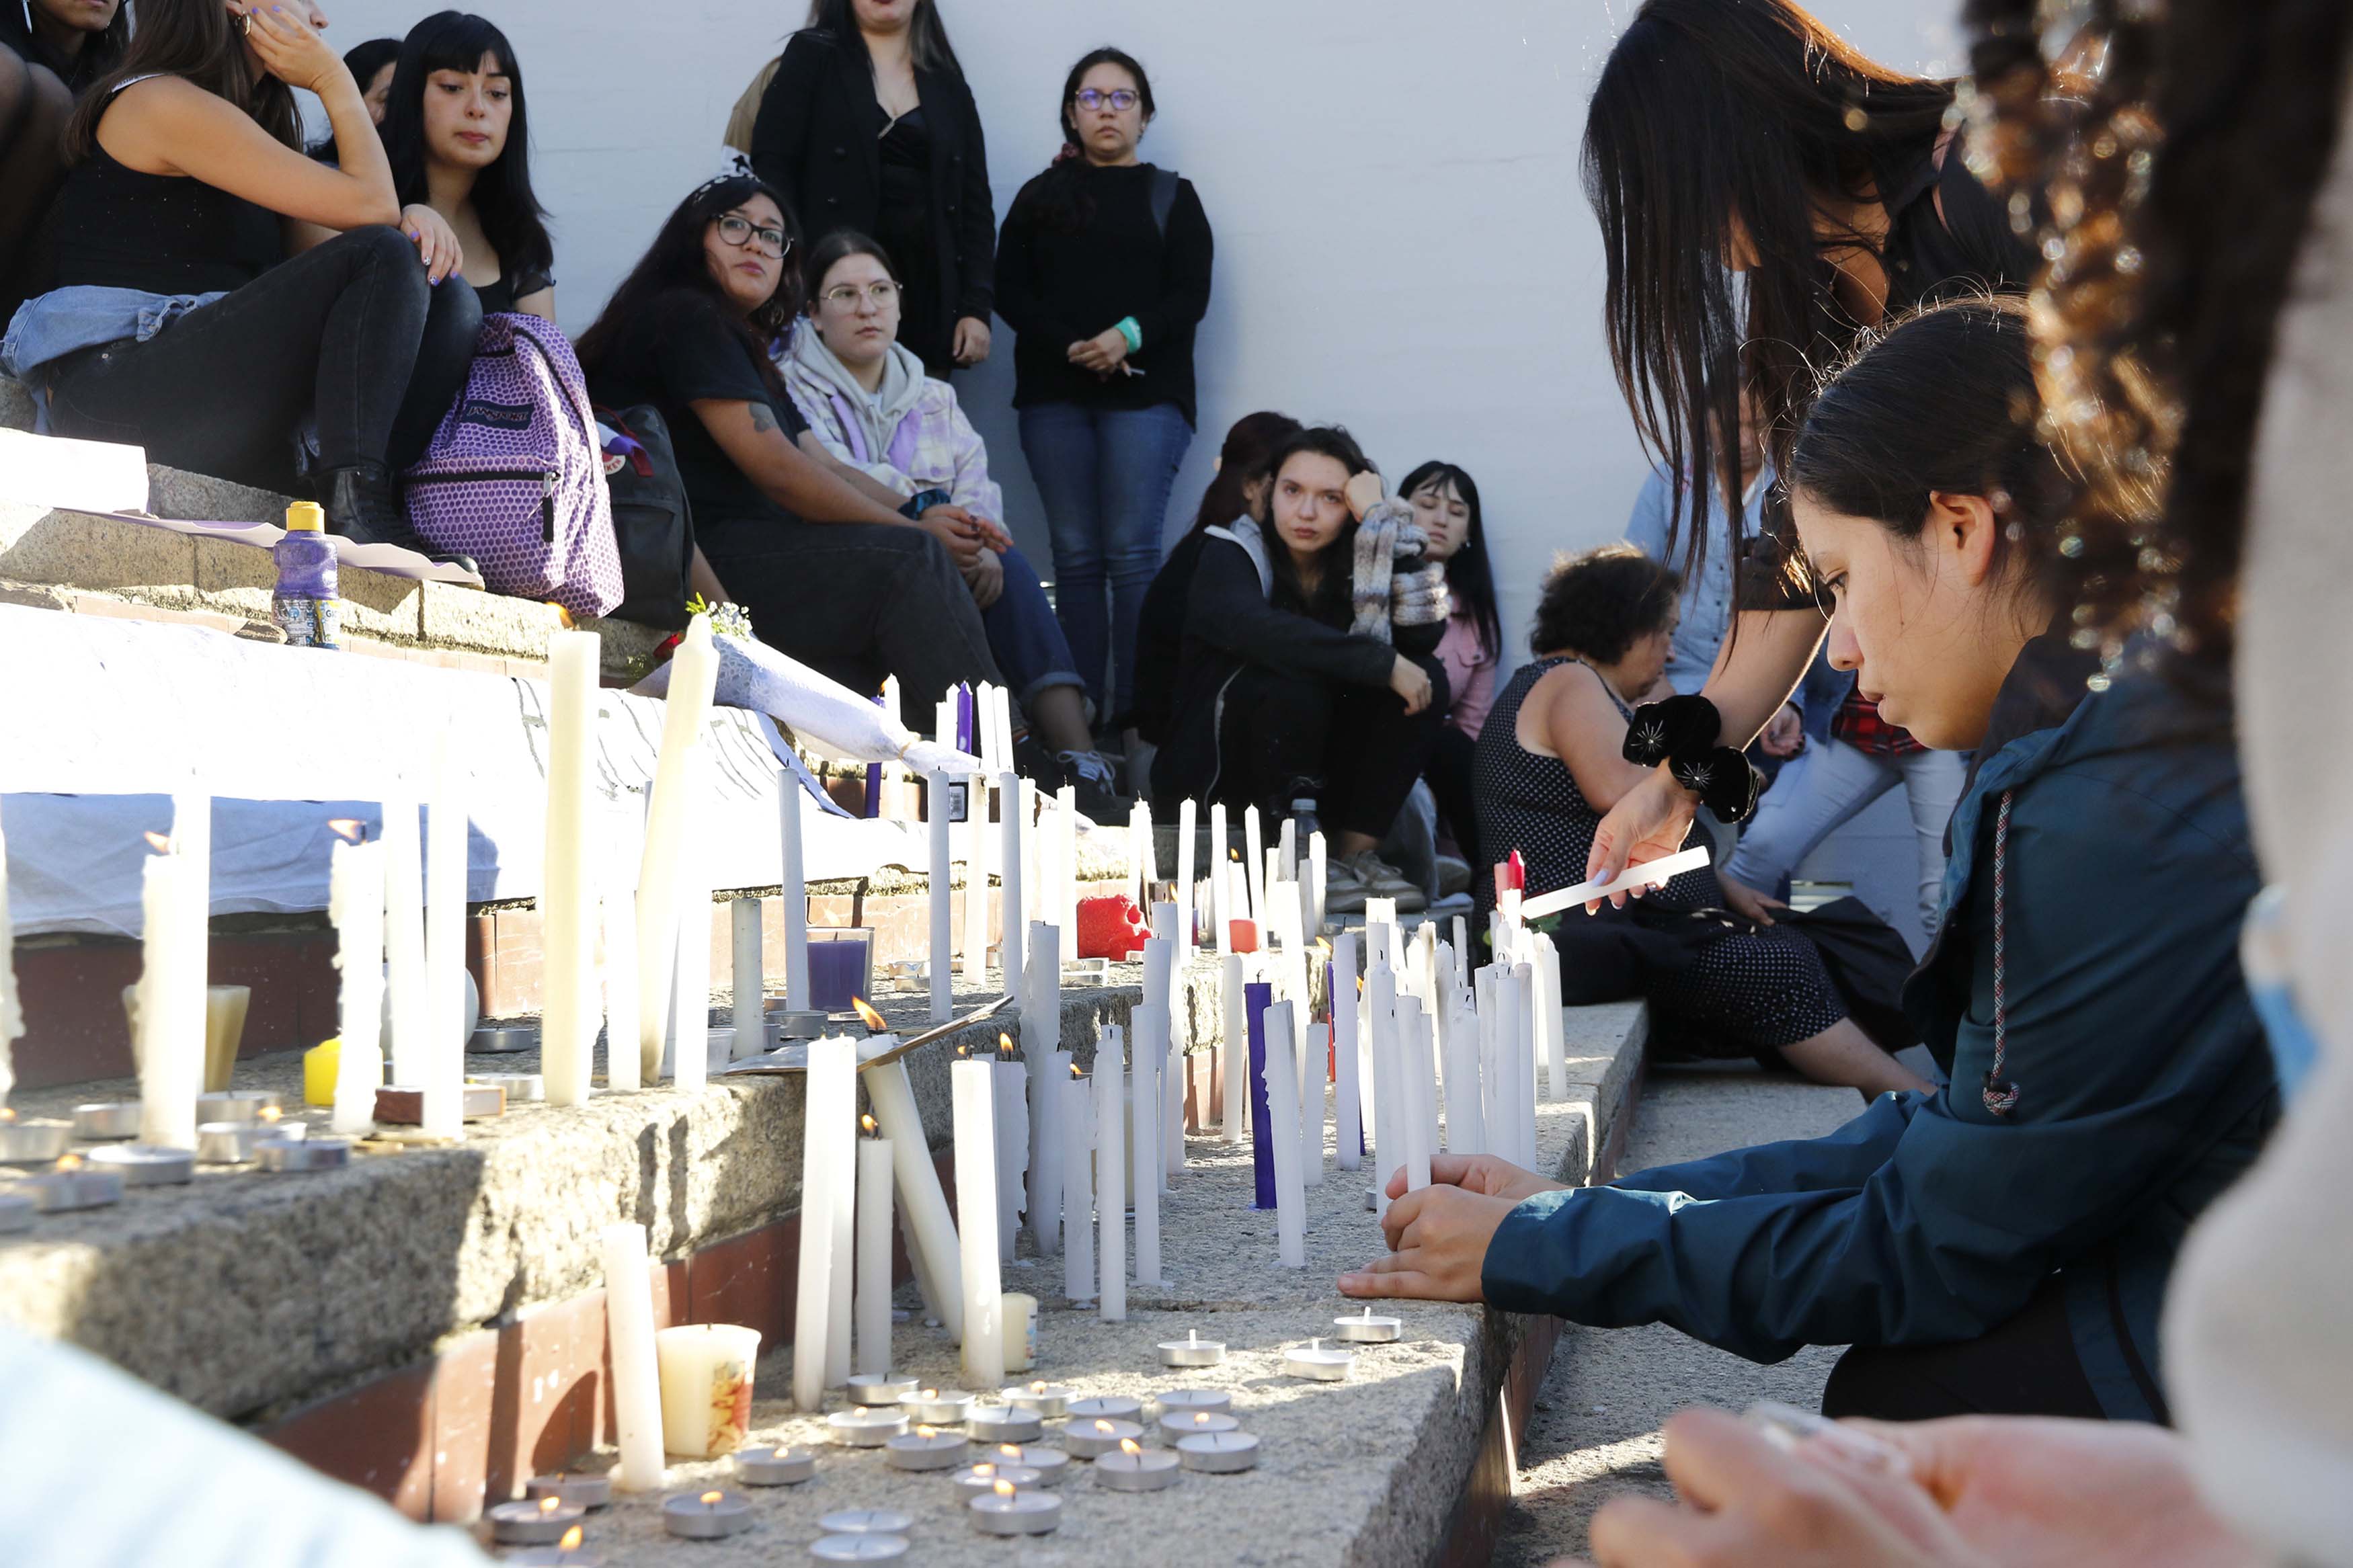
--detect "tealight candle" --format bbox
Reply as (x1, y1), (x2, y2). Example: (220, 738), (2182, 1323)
(846, 1372), (918, 1406)
(1096, 1438), (1182, 1493)
(965, 1405), (1043, 1444)
(1176, 1431), (1262, 1473)
(1334, 1307), (1403, 1343)
(819, 1509), (912, 1536)
(196, 1122), (271, 1164)
(488, 1495), (586, 1545)
(257, 1136), (350, 1172)
(23, 1157), (122, 1211)
(1158, 1409), (1240, 1442)
(1158, 1329), (1226, 1368)
(951, 1461), (1041, 1495)
(826, 1406), (908, 1447)
(1063, 1417), (1145, 1459)
(467, 1071), (545, 1104)
(502, 1524), (598, 1567)
(969, 1481), (1062, 1535)
(1065, 1395), (1144, 1423)
(1152, 1389), (1232, 1419)
(71, 1102), (141, 1141)
(526, 1471), (615, 1509)
(87, 1144), (194, 1187)
(0, 1117), (71, 1165)
(984, 1443), (1069, 1486)
(1002, 1381), (1073, 1418)
(732, 1445), (815, 1487)
(0, 1192), (34, 1233)
(809, 1536), (908, 1563)
(898, 1388), (974, 1426)
(194, 1090), (280, 1124)
(469, 1022), (538, 1054)
(883, 1426), (967, 1471)
(662, 1489), (752, 1540)
(1282, 1337), (1354, 1381)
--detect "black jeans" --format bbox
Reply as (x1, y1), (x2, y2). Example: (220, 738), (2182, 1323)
(1426, 723), (1480, 860)
(1819, 1278), (2111, 1422)
(46, 225), (481, 494)
(702, 515), (1004, 727)
(1213, 659), (1447, 840)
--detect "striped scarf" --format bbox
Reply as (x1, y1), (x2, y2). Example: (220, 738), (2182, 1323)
(1350, 497), (1452, 643)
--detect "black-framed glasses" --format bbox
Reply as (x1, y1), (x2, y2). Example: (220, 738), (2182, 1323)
(717, 213), (791, 258)
(1074, 87), (1140, 113)
(820, 280), (902, 309)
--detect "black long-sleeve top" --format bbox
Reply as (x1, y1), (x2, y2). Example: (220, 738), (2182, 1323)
(994, 161), (1213, 427)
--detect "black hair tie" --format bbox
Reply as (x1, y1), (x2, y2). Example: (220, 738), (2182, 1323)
(1623, 694), (1721, 766)
(1667, 745), (1763, 825)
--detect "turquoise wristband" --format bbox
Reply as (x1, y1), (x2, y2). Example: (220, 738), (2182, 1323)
(1115, 317), (1144, 354)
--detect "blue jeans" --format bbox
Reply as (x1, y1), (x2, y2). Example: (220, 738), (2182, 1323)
(984, 546), (1087, 715)
(1019, 400), (1193, 723)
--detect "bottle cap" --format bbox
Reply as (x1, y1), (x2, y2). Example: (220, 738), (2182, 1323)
(284, 501), (325, 532)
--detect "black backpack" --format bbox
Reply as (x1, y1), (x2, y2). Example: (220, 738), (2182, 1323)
(596, 403), (695, 631)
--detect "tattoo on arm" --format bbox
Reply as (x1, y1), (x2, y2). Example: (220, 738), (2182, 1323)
(749, 403), (776, 435)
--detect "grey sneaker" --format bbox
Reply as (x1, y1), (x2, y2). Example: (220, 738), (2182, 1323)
(1435, 854), (1472, 899)
(1341, 850), (1426, 913)
(1324, 854), (1370, 915)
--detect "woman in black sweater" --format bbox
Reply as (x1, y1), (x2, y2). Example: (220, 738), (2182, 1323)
(998, 46), (1214, 734)
(1154, 427), (1447, 914)
(749, 0), (993, 379)
(0, 0), (128, 316)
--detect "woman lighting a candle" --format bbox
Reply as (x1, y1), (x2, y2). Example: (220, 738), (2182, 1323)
(1341, 297), (2274, 1428)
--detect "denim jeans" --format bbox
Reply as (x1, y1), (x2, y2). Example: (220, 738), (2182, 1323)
(44, 226), (481, 493)
(1018, 400), (1193, 723)
(1724, 739), (1968, 935)
(984, 546), (1087, 715)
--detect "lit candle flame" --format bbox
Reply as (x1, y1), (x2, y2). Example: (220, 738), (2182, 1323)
(326, 818), (365, 843)
(992, 1479), (1016, 1499)
(920, 1388), (937, 1399)
(1195, 1413), (1210, 1425)
(861, 1114), (877, 1135)
(916, 1425), (936, 1439)
(973, 1462), (994, 1477)
(998, 1033), (1014, 1057)
(539, 1496), (561, 1514)
(1031, 1380), (1047, 1393)
(851, 996), (886, 1032)
(559, 1526), (583, 1551)
(957, 1043), (969, 1058)
(1119, 1438), (1141, 1457)
(0, 1108), (13, 1124)
(1093, 1420), (1113, 1435)
(142, 830), (171, 853)
(852, 1406), (868, 1416)
(700, 1491), (723, 1506)
(260, 1106), (282, 1123)
(55, 1153), (81, 1171)
(998, 1444), (1021, 1460)
(1070, 1063), (1082, 1078)
(1317, 938), (1332, 955)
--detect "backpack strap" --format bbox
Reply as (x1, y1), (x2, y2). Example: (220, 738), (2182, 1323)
(1150, 167), (1180, 239)
(1982, 789), (2022, 1117)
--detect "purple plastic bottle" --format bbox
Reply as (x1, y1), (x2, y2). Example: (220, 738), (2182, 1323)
(272, 499), (341, 649)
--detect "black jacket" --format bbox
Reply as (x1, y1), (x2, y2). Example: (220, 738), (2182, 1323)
(749, 31), (995, 325)
(1129, 527), (1213, 744)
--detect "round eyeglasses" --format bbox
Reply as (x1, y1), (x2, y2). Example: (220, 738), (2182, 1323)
(1074, 88), (1140, 114)
(821, 281), (902, 309)
(717, 213), (791, 258)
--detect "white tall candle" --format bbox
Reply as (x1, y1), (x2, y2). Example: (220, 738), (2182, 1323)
(1219, 954), (1247, 1144)
(1207, 802), (1230, 954)
(1022, 921), (1060, 1254)
(1127, 800), (1148, 910)
(1332, 931), (1361, 1170)
(328, 836), (385, 1137)
(795, 1036), (854, 1408)
(1402, 999), (1435, 1193)
(1513, 962), (1539, 1167)
(1131, 1005), (1163, 1285)
(1308, 832), (1328, 936)
(927, 772), (953, 1025)
(380, 790), (426, 1086)
(1142, 934), (1176, 1187)
(1260, 999), (1306, 1268)
(637, 617), (718, 1084)
(999, 772), (1025, 1007)
(1242, 807), (1265, 924)
(828, 1090), (854, 1391)
(951, 1059), (1005, 1389)
(994, 1046), (1027, 1263)
(779, 773), (809, 1009)
(0, 798), (21, 1106)
(730, 899), (762, 1051)
(1491, 966), (1521, 1169)
(863, 1055), (965, 1341)
(856, 1130), (894, 1377)
(1282, 940), (1320, 1187)
(599, 1223), (668, 1490)
(1055, 785), (1078, 971)
(541, 630), (602, 1106)
(1277, 816), (1297, 886)
(602, 822), (641, 1093)
(135, 847), (200, 1149)
(962, 775), (989, 980)
(670, 752), (713, 1092)
(1366, 962), (1398, 1216)
(1094, 1028), (1125, 1322)
(1443, 996), (1486, 1155)
(422, 733), (467, 1139)
(1175, 798), (1197, 952)
(1537, 935), (1566, 1102)
(1061, 1069), (1094, 1303)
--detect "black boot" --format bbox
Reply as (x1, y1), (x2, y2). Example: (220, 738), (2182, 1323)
(317, 462), (478, 575)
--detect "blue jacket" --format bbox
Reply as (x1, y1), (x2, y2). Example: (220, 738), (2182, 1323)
(1482, 651), (2276, 1421)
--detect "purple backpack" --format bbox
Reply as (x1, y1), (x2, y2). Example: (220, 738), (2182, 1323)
(403, 313), (624, 618)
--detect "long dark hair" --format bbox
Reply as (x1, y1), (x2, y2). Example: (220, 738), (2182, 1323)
(1017, 46), (1158, 235)
(1189, 411), (1304, 536)
(343, 36), (401, 91)
(1259, 426), (1374, 618)
(379, 13), (554, 286)
(13, 0), (132, 81)
(801, 0), (963, 78)
(577, 175), (803, 395)
(64, 0), (302, 163)
(1398, 460), (1500, 659)
(1583, 0), (1954, 583)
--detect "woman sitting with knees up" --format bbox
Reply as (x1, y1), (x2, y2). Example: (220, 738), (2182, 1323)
(374, 11), (555, 321)
(1151, 425), (1447, 914)
(1, 0), (478, 565)
(1400, 460), (1501, 880)
(782, 228), (1121, 813)
(1470, 544), (1927, 1098)
(576, 175), (1010, 729)
(1345, 296), (2274, 1430)
(0, 0), (128, 317)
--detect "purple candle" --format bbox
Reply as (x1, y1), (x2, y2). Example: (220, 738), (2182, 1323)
(808, 934), (873, 1014)
(957, 684), (975, 757)
(1246, 981), (1275, 1210)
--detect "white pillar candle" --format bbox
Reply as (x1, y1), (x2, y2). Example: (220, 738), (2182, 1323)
(730, 899), (762, 1048)
(974, 684), (998, 770)
(1022, 922), (1061, 1253)
(1219, 954), (1247, 1145)
(1131, 1003), (1164, 1285)
(1260, 999), (1306, 1268)
(1444, 996), (1486, 1155)
(963, 775), (990, 981)
(1174, 798), (1197, 952)
(670, 754), (713, 1092)
(856, 1128), (893, 1377)
(779, 772), (809, 1011)
(795, 1036), (853, 1409)
(951, 1059), (1005, 1389)
(1332, 931), (1361, 1169)
(863, 1053), (964, 1341)
(422, 735), (467, 1139)
(327, 835), (385, 1137)
(0, 798), (21, 1106)
(1277, 817), (1297, 887)
(536, 631), (601, 1106)
(1537, 935), (1566, 1102)
(999, 773), (1025, 1006)
(1055, 786), (1078, 971)
(927, 772), (954, 1025)
(1142, 933), (1177, 1186)
(828, 1094), (855, 1393)
(656, 1323), (762, 1458)
(600, 1222), (668, 1490)
(637, 617), (718, 1085)
(1094, 1029), (1125, 1321)
(134, 845), (201, 1150)
(1401, 999), (1435, 1193)
(1513, 962), (1539, 1167)
(1207, 802), (1230, 954)
(992, 688), (1016, 778)
(380, 790), (426, 1087)
(602, 822), (641, 1092)
(1490, 966), (1522, 1169)
(1282, 942), (1320, 1187)
(993, 1044), (1027, 1263)
(1365, 963), (1399, 1214)
(1061, 1069), (1095, 1303)
(1242, 807), (1265, 924)
(1308, 832), (1328, 936)
(1126, 801), (1147, 910)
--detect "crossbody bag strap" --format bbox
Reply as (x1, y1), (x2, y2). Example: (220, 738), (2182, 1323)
(1983, 789), (2022, 1116)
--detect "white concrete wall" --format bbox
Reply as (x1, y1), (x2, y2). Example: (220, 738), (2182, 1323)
(311, 0), (1962, 665)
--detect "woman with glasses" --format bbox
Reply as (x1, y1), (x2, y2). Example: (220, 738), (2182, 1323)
(748, 0), (993, 380)
(998, 46), (1214, 756)
(577, 175), (1008, 728)
(782, 229), (1123, 810)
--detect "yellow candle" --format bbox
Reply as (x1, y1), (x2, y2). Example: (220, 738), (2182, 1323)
(303, 1036), (342, 1109)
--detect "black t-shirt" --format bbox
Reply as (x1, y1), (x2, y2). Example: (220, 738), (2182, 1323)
(0, 9), (123, 89)
(586, 289), (808, 546)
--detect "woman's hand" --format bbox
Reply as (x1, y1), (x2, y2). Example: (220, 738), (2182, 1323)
(1390, 654), (1433, 716)
(1338, 1183), (1519, 1302)
(1068, 327), (1130, 375)
(921, 502), (1010, 554)
(963, 544), (1005, 610)
(1716, 876), (1787, 927)
(239, 5), (348, 97)
(1586, 768), (1700, 908)
(1760, 702), (1806, 758)
(399, 205), (465, 285)
(1346, 470), (1385, 522)
(1386, 1153), (1564, 1206)
(914, 507), (985, 571)
(953, 316), (993, 366)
